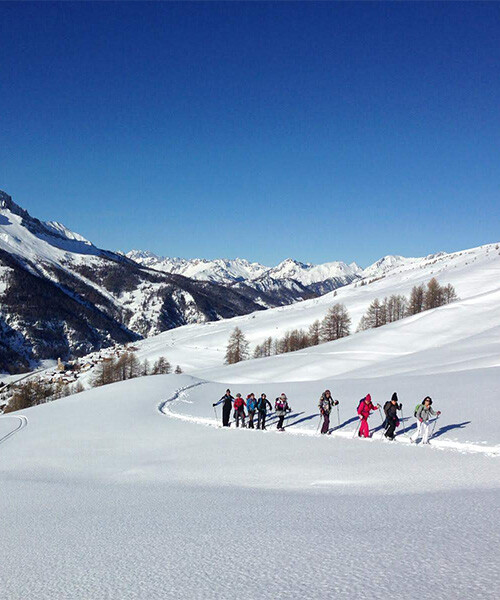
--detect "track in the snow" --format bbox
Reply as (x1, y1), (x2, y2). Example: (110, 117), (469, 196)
(159, 384), (500, 458)
(0, 415), (28, 446)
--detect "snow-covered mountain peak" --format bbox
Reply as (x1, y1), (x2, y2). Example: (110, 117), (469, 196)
(42, 221), (92, 244)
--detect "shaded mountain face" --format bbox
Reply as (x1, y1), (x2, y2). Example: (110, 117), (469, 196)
(0, 191), (262, 373)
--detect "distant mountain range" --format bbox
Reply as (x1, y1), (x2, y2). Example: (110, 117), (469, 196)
(126, 251), (365, 304)
(0, 188), (451, 373)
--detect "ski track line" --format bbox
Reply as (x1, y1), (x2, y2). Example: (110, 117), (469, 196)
(0, 415), (28, 446)
(159, 386), (500, 458)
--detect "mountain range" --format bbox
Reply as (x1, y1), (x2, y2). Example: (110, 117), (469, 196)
(0, 189), (463, 373)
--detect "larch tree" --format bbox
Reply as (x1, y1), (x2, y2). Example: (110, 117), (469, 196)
(320, 304), (351, 342)
(225, 327), (250, 364)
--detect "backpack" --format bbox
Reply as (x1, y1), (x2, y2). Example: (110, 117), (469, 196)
(414, 403), (421, 418)
(357, 398), (365, 412)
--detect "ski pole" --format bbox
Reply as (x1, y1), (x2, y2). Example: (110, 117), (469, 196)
(213, 405), (218, 425)
(316, 413), (323, 434)
(399, 406), (409, 438)
(353, 419), (361, 438)
(430, 415), (440, 440)
(336, 402), (340, 427)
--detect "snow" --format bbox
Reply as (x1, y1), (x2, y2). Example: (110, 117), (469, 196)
(131, 242), (500, 374)
(1, 196), (499, 598)
(1, 243), (500, 598)
(126, 251), (270, 283)
(0, 371), (498, 599)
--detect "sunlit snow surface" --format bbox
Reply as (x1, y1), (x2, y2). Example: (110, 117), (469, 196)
(0, 370), (499, 599)
(1, 242), (500, 599)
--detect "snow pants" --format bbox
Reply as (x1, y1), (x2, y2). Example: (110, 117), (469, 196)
(321, 413), (330, 434)
(248, 410), (255, 429)
(412, 420), (431, 443)
(257, 411), (267, 430)
(277, 415), (285, 430)
(222, 405), (231, 427)
(235, 408), (246, 428)
(359, 417), (370, 438)
(385, 419), (397, 439)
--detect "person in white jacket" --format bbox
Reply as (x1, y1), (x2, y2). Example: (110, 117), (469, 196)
(412, 397), (441, 444)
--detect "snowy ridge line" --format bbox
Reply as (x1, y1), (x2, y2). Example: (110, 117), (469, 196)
(0, 415), (28, 446)
(160, 388), (500, 457)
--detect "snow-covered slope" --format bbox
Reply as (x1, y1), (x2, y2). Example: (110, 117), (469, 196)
(1, 239), (499, 599)
(0, 367), (498, 599)
(131, 242), (500, 375)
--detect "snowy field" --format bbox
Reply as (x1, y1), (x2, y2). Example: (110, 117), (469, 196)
(0, 368), (499, 599)
(1, 242), (499, 599)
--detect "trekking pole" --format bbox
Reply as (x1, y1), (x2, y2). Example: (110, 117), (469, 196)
(353, 419), (361, 438)
(399, 405), (409, 438)
(213, 405), (218, 426)
(336, 402), (340, 427)
(316, 413), (323, 434)
(429, 415), (440, 440)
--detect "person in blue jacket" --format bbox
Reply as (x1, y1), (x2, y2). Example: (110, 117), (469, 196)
(246, 393), (258, 429)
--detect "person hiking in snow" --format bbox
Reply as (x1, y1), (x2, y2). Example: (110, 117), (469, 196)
(233, 393), (246, 428)
(357, 394), (380, 438)
(412, 397), (441, 444)
(318, 390), (338, 435)
(257, 393), (272, 430)
(246, 393), (257, 429)
(383, 392), (402, 440)
(213, 389), (234, 427)
(275, 393), (291, 431)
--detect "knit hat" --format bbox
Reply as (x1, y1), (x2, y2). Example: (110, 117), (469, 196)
(366, 394), (371, 402)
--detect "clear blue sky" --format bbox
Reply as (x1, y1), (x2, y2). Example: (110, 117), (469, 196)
(1, 2), (499, 267)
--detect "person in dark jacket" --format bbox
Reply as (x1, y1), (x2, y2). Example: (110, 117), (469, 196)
(384, 392), (402, 440)
(213, 389), (234, 427)
(256, 393), (272, 430)
(318, 390), (339, 434)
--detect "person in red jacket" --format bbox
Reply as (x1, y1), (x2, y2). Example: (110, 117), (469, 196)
(357, 394), (380, 438)
(233, 393), (246, 428)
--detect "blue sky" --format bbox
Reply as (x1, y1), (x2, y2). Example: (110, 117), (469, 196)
(1, 2), (499, 267)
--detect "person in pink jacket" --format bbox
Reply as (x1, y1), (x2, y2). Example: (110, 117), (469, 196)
(357, 394), (380, 438)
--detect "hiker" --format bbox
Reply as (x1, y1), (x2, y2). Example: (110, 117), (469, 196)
(412, 397), (441, 444)
(357, 394), (380, 438)
(257, 393), (272, 430)
(318, 390), (338, 434)
(275, 393), (291, 431)
(383, 392), (402, 440)
(233, 393), (246, 428)
(246, 393), (257, 429)
(213, 389), (234, 427)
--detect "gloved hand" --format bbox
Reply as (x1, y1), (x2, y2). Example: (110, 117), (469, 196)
(212, 403), (216, 407)
(334, 400), (339, 406)
(437, 411), (441, 416)
(419, 418), (423, 423)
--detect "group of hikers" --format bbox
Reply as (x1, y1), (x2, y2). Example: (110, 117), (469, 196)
(213, 389), (441, 443)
